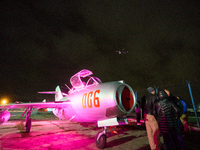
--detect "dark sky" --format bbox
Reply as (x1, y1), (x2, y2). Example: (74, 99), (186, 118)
(0, 0), (200, 103)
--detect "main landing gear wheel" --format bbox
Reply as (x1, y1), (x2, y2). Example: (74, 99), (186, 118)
(95, 132), (107, 149)
(26, 118), (32, 133)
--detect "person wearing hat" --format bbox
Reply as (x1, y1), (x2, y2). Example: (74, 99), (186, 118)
(142, 87), (160, 150)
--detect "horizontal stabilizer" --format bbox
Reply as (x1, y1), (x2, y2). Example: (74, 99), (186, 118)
(38, 86), (67, 101)
(38, 91), (57, 94)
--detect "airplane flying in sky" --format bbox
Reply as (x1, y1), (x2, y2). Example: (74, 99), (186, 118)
(115, 49), (129, 54)
(0, 69), (136, 149)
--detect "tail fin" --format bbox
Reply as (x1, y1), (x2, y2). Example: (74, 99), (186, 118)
(38, 86), (64, 102)
(55, 86), (63, 101)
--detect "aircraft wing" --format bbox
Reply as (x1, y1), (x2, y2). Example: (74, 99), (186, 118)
(0, 101), (70, 110)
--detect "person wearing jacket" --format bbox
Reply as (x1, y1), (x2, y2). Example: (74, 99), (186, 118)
(164, 90), (184, 149)
(177, 97), (190, 133)
(154, 89), (182, 150)
(142, 87), (160, 150)
(135, 102), (141, 125)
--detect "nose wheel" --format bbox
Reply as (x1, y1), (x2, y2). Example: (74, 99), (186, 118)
(95, 127), (107, 149)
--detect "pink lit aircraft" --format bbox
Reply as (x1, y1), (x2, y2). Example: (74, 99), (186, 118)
(0, 69), (136, 149)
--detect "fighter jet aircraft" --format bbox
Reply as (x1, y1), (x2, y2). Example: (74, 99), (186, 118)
(0, 69), (136, 149)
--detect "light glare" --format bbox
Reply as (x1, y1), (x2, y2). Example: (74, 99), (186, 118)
(2, 99), (8, 105)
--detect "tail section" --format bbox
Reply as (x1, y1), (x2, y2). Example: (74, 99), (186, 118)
(38, 86), (66, 102)
(55, 86), (63, 101)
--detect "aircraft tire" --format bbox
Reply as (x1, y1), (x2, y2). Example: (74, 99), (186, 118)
(26, 118), (32, 133)
(96, 132), (106, 149)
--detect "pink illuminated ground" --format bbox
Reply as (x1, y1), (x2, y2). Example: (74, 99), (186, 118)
(0, 119), (153, 150)
(0, 112), (200, 150)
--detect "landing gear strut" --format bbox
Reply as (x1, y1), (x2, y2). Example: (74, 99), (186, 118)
(26, 118), (32, 133)
(21, 107), (32, 133)
(95, 126), (107, 149)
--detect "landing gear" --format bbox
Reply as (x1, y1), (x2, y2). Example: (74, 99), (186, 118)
(95, 127), (107, 149)
(24, 107), (32, 133)
(26, 118), (32, 133)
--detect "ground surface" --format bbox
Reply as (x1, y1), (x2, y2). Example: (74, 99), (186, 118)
(0, 112), (200, 150)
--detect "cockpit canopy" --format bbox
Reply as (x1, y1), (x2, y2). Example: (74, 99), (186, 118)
(69, 69), (101, 92)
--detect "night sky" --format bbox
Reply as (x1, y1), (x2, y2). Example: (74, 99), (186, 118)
(0, 1), (200, 103)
